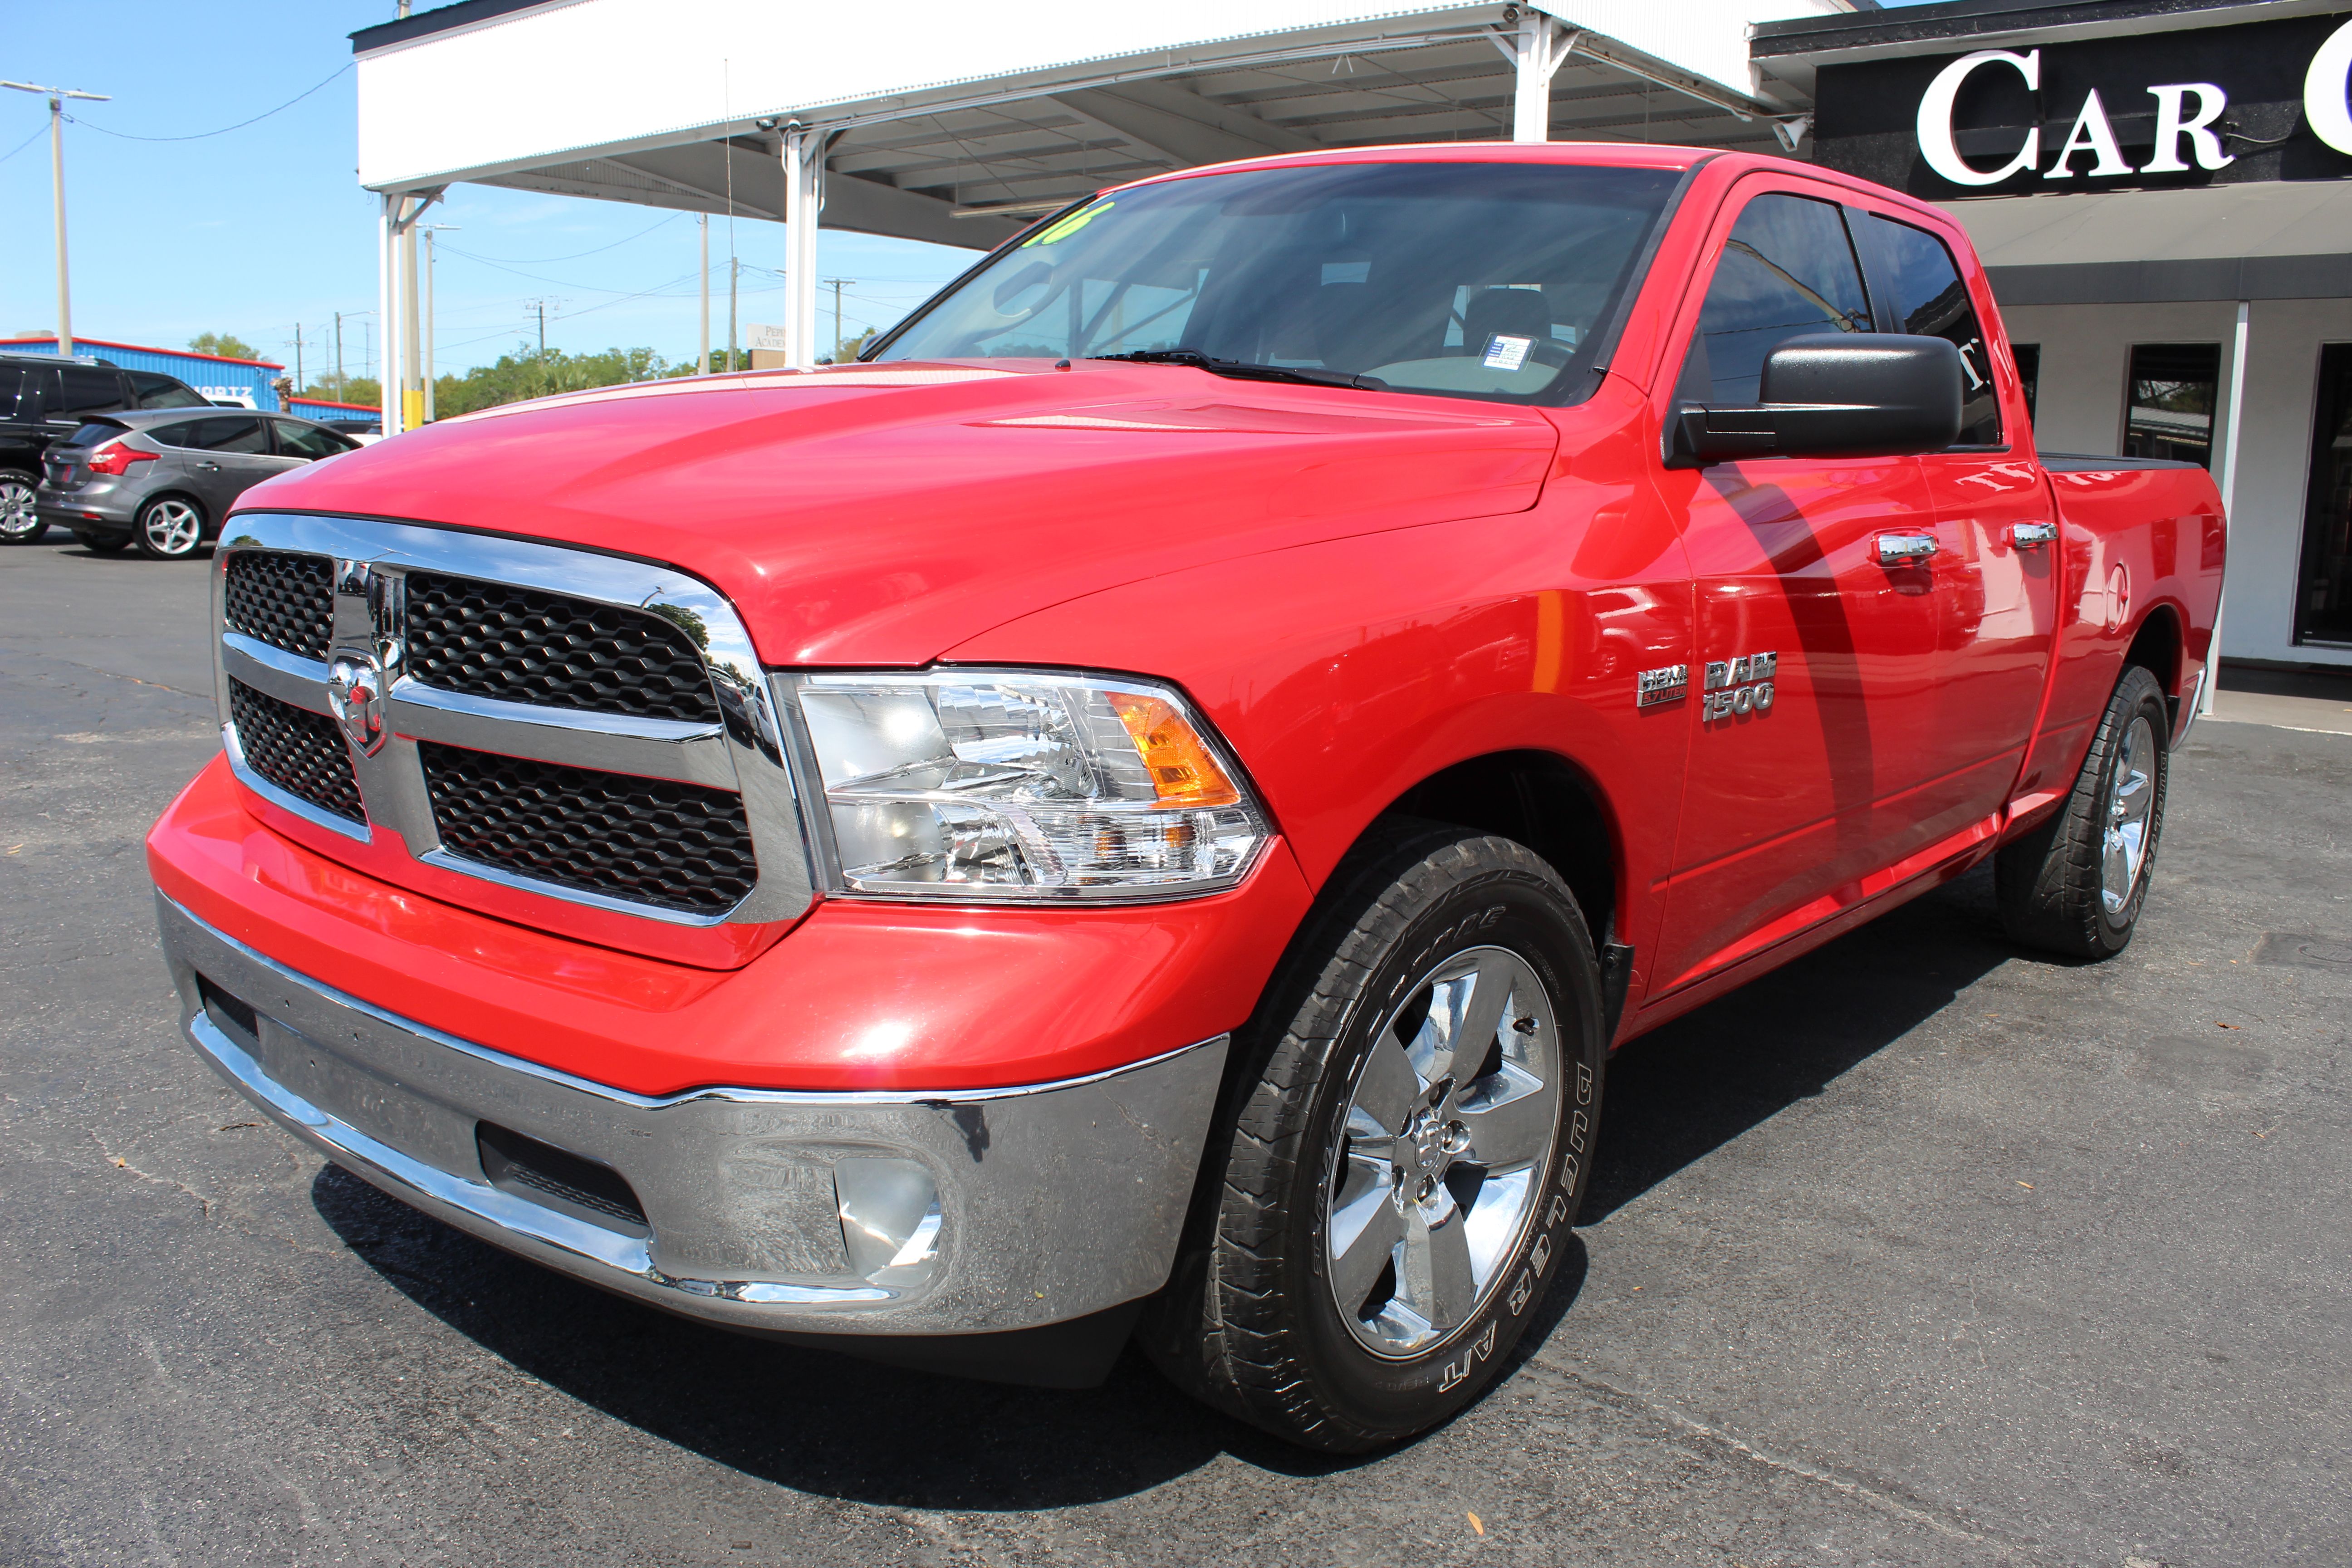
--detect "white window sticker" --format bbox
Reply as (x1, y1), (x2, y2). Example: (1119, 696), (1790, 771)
(1482, 334), (1532, 372)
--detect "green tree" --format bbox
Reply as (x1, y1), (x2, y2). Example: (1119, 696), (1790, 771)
(188, 331), (260, 363)
(430, 346), (672, 419)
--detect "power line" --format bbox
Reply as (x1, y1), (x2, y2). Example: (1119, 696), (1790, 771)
(452, 211), (682, 265)
(63, 62), (351, 142)
(0, 122), (43, 164)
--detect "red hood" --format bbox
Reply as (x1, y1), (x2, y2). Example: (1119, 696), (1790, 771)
(240, 361), (1559, 665)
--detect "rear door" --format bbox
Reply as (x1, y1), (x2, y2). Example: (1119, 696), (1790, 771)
(173, 415), (279, 512)
(1849, 208), (2059, 824)
(1648, 181), (1947, 995)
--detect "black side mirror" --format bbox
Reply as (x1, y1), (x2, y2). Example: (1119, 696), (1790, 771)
(1666, 333), (1964, 468)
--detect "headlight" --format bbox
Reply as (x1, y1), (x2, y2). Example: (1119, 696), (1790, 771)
(784, 669), (1269, 901)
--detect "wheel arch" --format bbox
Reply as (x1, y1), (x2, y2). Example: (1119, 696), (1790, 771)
(2124, 601), (2185, 713)
(1369, 747), (1621, 947)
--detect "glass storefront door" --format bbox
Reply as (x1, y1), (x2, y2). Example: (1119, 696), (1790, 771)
(2298, 343), (2352, 649)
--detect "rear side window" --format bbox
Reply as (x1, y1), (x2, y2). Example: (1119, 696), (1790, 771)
(0, 364), (26, 420)
(1856, 213), (2001, 446)
(1677, 193), (1873, 406)
(270, 418), (351, 459)
(129, 370), (209, 410)
(56, 366), (126, 417)
(176, 415), (270, 453)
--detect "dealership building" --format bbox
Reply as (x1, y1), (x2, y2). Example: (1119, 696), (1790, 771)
(358, 0), (2352, 671)
(1754, 0), (2352, 674)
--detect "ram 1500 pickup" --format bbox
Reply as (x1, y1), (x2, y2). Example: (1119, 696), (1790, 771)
(148, 142), (2225, 1451)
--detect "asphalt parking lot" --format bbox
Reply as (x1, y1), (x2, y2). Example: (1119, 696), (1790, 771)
(3, 532), (2347, 1568)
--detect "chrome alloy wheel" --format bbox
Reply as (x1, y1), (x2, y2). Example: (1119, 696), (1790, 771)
(2100, 713), (2159, 916)
(0, 474), (37, 540)
(1322, 945), (1561, 1357)
(140, 499), (203, 557)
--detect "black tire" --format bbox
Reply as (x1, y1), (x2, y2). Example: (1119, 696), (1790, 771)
(76, 533), (131, 554)
(1142, 820), (1605, 1451)
(0, 470), (44, 545)
(1996, 664), (2171, 960)
(133, 495), (207, 560)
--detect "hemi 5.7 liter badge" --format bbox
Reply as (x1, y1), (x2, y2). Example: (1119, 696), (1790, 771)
(1636, 665), (1689, 707)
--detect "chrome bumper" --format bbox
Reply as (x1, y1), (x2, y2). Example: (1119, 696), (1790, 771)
(156, 893), (1226, 1338)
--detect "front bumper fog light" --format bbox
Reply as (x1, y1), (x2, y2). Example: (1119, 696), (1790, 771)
(834, 1156), (942, 1287)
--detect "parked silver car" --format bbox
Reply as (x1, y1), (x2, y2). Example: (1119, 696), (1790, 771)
(34, 409), (361, 559)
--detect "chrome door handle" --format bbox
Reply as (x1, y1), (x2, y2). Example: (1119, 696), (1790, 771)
(195, 461), (220, 470)
(1876, 532), (1938, 567)
(2012, 520), (2058, 548)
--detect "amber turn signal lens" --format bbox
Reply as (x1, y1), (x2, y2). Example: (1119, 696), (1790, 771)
(1113, 694), (1241, 808)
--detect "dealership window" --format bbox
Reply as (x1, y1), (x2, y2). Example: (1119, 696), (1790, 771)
(2297, 344), (2352, 649)
(2122, 344), (2221, 467)
(2011, 343), (2039, 426)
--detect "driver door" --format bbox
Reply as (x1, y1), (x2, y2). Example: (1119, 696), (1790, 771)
(1649, 182), (1947, 996)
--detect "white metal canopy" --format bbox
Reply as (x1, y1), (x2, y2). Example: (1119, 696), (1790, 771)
(356, 0), (1842, 431)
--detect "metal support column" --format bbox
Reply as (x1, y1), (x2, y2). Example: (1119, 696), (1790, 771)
(783, 126), (824, 369)
(1511, 15), (1577, 143)
(2202, 299), (2252, 716)
(378, 194), (398, 434)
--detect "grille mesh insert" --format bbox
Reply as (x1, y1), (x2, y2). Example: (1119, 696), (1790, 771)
(228, 678), (364, 823)
(403, 572), (720, 724)
(418, 743), (756, 915)
(224, 551), (334, 662)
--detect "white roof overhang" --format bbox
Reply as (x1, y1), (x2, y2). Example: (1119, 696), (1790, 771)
(356, 0), (1837, 250)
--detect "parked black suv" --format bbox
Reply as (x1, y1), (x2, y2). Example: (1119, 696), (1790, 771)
(1, 353), (212, 544)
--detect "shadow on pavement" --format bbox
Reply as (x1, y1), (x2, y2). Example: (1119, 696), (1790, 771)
(315, 864), (2019, 1504)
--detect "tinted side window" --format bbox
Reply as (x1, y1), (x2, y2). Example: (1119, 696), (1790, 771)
(57, 366), (126, 417)
(147, 421), (202, 448)
(0, 365), (24, 420)
(1678, 193), (1872, 407)
(1858, 214), (2000, 446)
(270, 419), (350, 459)
(181, 415), (270, 453)
(130, 371), (210, 410)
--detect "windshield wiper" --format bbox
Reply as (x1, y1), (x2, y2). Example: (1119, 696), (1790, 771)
(1087, 348), (1387, 392)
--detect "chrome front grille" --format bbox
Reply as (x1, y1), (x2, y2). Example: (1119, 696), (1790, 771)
(418, 742), (760, 915)
(226, 677), (365, 823)
(211, 515), (813, 928)
(224, 550), (335, 661)
(402, 570), (723, 723)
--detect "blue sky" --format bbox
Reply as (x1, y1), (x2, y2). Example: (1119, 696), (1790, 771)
(3, 2), (1939, 382)
(0, 2), (977, 382)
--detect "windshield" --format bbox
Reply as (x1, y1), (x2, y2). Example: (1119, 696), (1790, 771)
(876, 160), (1681, 403)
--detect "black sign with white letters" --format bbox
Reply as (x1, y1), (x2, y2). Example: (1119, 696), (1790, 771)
(1809, 10), (2352, 197)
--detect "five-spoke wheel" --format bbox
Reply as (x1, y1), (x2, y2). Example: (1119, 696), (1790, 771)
(135, 496), (205, 560)
(0, 471), (42, 545)
(1325, 946), (1559, 1357)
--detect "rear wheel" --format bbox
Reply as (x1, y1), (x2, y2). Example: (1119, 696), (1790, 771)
(1142, 822), (1604, 1451)
(0, 470), (43, 544)
(134, 496), (206, 560)
(1996, 664), (2171, 960)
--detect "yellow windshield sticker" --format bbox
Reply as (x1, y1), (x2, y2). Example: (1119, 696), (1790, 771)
(1022, 200), (1113, 248)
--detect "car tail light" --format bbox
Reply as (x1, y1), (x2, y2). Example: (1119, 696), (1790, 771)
(84, 441), (159, 476)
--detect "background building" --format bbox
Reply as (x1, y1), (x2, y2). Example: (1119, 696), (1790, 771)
(1755, 0), (2352, 673)
(0, 335), (286, 412)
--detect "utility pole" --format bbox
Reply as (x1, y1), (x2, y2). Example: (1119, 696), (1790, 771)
(821, 277), (857, 363)
(726, 257), (739, 372)
(2, 80), (110, 359)
(420, 224), (456, 421)
(334, 312), (345, 400)
(292, 323), (303, 392)
(698, 214), (710, 373)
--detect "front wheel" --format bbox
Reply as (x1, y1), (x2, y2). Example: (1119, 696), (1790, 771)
(1143, 823), (1604, 1451)
(1996, 664), (2171, 960)
(0, 470), (44, 544)
(133, 496), (206, 560)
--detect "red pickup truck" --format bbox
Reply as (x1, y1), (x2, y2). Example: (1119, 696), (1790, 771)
(149, 143), (2223, 1451)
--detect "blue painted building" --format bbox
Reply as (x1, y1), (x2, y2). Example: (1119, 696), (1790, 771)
(0, 336), (285, 412)
(286, 395), (380, 428)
